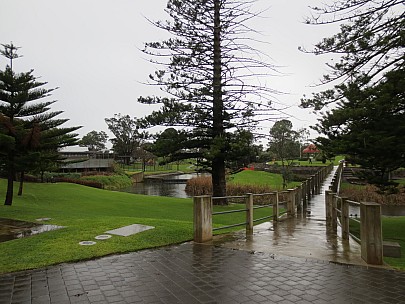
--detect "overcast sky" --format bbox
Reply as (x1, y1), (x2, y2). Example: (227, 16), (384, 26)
(0, 0), (338, 147)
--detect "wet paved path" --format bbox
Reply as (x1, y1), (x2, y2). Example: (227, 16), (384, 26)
(215, 166), (366, 266)
(1, 243), (405, 304)
(1, 168), (405, 303)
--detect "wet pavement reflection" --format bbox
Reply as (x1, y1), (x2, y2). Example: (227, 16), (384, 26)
(213, 167), (369, 267)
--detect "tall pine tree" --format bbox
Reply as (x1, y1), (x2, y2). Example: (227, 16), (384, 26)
(139, 0), (279, 204)
(0, 43), (80, 205)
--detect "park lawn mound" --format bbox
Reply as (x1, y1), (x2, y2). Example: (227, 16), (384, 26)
(0, 179), (274, 274)
(0, 180), (194, 273)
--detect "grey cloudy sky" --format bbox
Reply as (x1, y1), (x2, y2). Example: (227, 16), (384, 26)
(0, 0), (337, 145)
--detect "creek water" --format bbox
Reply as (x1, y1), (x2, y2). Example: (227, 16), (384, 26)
(120, 173), (208, 198)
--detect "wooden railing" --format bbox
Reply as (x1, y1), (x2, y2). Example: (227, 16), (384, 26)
(194, 164), (333, 243)
(325, 163), (383, 265)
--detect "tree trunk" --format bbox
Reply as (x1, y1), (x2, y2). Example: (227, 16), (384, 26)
(211, 0), (227, 205)
(18, 171), (24, 196)
(4, 156), (14, 206)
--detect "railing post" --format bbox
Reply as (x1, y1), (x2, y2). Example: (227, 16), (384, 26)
(246, 193), (254, 235)
(287, 189), (296, 217)
(331, 195), (338, 233)
(306, 178), (311, 199)
(360, 202), (383, 265)
(325, 190), (332, 225)
(296, 185), (302, 214)
(273, 192), (279, 222)
(302, 180), (307, 206)
(193, 195), (213, 243)
(341, 197), (349, 240)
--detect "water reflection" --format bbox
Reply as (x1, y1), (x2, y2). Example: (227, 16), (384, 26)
(0, 218), (64, 243)
(121, 173), (208, 198)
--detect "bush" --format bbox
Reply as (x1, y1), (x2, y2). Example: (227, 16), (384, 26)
(80, 174), (132, 190)
(185, 175), (289, 205)
(341, 184), (405, 205)
(54, 177), (103, 189)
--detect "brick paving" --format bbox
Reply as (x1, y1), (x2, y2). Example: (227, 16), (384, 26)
(1, 242), (405, 304)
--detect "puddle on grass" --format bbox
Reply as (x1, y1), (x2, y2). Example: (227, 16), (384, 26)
(0, 218), (64, 243)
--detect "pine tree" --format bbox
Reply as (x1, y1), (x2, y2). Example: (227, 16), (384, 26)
(139, 0), (279, 204)
(300, 0), (404, 110)
(0, 43), (80, 205)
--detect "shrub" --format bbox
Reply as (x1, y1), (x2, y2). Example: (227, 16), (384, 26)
(341, 184), (405, 205)
(80, 174), (132, 190)
(185, 175), (289, 205)
(54, 177), (103, 189)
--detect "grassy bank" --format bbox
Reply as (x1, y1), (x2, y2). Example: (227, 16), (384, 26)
(0, 179), (274, 274)
(349, 216), (405, 270)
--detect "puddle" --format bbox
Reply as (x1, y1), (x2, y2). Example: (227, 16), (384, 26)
(0, 218), (64, 243)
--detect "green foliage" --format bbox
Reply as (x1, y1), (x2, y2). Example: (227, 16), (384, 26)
(268, 120), (303, 188)
(105, 114), (147, 164)
(79, 130), (108, 151)
(80, 174), (132, 190)
(301, 0), (404, 110)
(0, 43), (80, 205)
(138, 0), (278, 198)
(314, 69), (405, 185)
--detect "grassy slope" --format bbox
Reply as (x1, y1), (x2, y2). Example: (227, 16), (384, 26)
(382, 216), (405, 270)
(229, 170), (301, 189)
(0, 179), (273, 274)
(0, 180), (193, 273)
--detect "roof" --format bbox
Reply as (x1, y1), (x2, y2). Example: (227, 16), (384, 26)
(60, 159), (114, 169)
(302, 144), (320, 154)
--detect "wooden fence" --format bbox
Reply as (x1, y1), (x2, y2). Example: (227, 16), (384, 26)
(194, 164), (333, 243)
(325, 162), (383, 265)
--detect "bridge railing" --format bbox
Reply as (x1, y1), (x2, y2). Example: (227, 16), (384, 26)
(325, 165), (383, 265)
(194, 164), (333, 243)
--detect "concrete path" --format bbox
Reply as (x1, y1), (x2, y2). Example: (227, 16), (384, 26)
(1, 168), (405, 303)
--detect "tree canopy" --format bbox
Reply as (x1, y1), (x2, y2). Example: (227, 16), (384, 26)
(105, 114), (147, 165)
(301, 0), (404, 110)
(314, 68), (405, 184)
(0, 43), (80, 205)
(268, 120), (302, 188)
(79, 130), (108, 152)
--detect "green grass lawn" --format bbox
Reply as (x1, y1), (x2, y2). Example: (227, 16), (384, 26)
(0, 179), (274, 274)
(349, 216), (405, 270)
(229, 170), (301, 189)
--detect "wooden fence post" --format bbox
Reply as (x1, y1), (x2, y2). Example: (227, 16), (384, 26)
(246, 193), (254, 235)
(302, 180), (307, 206)
(296, 185), (302, 214)
(325, 190), (332, 225)
(306, 178), (312, 199)
(273, 192), (279, 222)
(341, 197), (349, 240)
(360, 202), (383, 265)
(331, 195), (338, 233)
(287, 189), (296, 216)
(193, 195), (212, 243)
